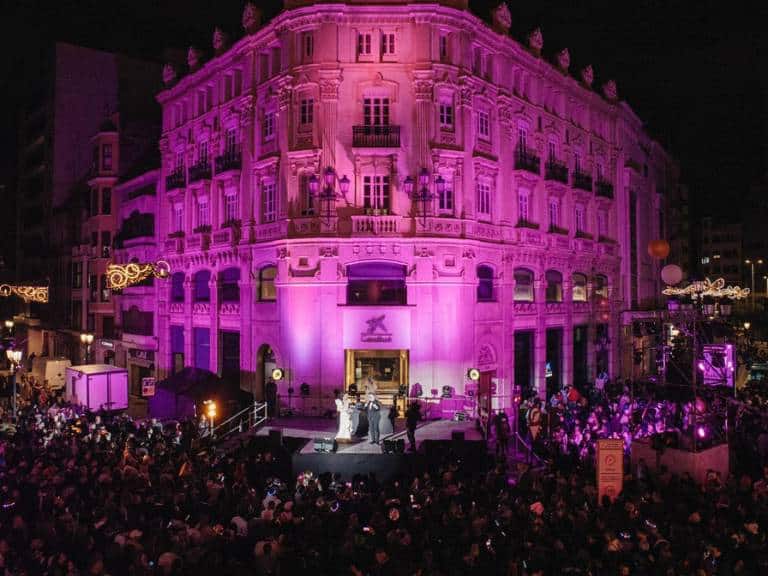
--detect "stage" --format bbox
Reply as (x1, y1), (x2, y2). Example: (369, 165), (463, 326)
(247, 417), (487, 480)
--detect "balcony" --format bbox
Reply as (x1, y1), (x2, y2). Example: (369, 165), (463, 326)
(352, 125), (401, 148)
(215, 150), (242, 173)
(165, 169), (186, 191)
(572, 171), (593, 192)
(351, 214), (400, 236)
(515, 147), (541, 175)
(596, 179), (614, 198)
(545, 160), (568, 183)
(548, 226), (569, 236)
(515, 220), (539, 230)
(188, 161), (211, 183)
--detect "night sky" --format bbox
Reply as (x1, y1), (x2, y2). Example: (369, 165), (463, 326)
(0, 0), (765, 219)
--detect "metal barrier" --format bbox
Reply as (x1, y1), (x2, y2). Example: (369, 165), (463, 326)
(206, 401), (268, 440)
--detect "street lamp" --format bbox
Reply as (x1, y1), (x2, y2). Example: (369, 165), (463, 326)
(4, 320), (13, 331)
(6, 349), (22, 420)
(745, 259), (763, 309)
(80, 332), (94, 364)
(403, 168), (445, 226)
(308, 167), (350, 224)
(203, 399), (217, 436)
(744, 321), (751, 331)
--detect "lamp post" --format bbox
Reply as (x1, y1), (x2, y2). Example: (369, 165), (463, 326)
(80, 332), (94, 364)
(204, 399), (217, 437)
(308, 167), (350, 224)
(6, 349), (21, 420)
(403, 168), (445, 226)
(744, 259), (763, 309)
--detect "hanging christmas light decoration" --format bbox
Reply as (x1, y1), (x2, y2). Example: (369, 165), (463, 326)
(0, 284), (49, 304)
(107, 260), (171, 290)
(662, 277), (749, 300)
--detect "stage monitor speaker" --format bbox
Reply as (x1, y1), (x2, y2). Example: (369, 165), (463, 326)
(268, 429), (283, 446)
(313, 437), (337, 453)
(451, 430), (465, 442)
(382, 438), (405, 454)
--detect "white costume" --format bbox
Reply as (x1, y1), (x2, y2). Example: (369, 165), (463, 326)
(335, 396), (352, 440)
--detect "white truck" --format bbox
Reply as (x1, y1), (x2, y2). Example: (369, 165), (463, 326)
(65, 364), (129, 412)
(31, 357), (72, 390)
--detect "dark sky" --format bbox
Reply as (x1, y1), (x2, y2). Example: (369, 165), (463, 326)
(1, 0), (766, 218)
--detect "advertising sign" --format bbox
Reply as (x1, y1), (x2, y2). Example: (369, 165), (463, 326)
(141, 377), (156, 397)
(597, 438), (624, 502)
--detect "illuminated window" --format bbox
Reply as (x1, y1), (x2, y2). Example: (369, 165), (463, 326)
(572, 273), (587, 302)
(514, 268), (534, 302)
(259, 266), (277, 302)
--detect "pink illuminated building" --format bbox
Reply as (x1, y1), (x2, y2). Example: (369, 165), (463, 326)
(146, 0), (680, 413)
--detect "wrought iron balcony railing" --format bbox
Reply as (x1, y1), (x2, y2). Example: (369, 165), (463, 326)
(596, 179), (614, 198)
(352, 125), (401, 148)
(188, 161), (211, 182)
(545, 160), (569, 183)
(515, 147), (541, 174)
(165, 169), (186, 191)
(572, 171), (593, 192)
(215, 149), (242, 173)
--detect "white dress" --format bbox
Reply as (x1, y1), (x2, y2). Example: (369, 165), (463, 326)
(335, 398), (352, 440)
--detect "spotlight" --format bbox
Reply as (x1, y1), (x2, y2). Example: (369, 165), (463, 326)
(696, 426), (707, 439)
(697, 362), (706, 372)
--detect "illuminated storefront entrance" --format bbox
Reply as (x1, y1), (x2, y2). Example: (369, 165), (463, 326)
(345, 349), (409, 409)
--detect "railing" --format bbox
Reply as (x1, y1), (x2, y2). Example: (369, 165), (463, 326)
(188, 161), (211, 182)
(572, 171), (593, 191)
(165, 169), (185, 191)
(352, 125), (401, 148)
(595, 179), (614, 198)
(351, 214), (400, 235)
(515, 147), (541, 174)
(204, 401), (269, 440)
(545, 160), (568, 183)
(215, 150), (242, 173)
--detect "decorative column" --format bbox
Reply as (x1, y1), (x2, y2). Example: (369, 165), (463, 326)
(457, 86), (473, 219)
(240, 97), (256, 234)
(534, 276), (547, 399)
(412, 74), (434, 169)
(497, 103), (514, 225)
(240, 259), (255, 396)
(183, 275), (193, 369)
(562, 278), (573, 388)
(319, 71), (342, 170)
(209, 272), (219, 374)
(277, 82), (292, 219)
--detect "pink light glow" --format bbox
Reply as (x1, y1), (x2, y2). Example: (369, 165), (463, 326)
(696, 426), (707, 439)
(698, 361), (706, 371)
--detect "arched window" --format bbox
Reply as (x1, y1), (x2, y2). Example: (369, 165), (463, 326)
(514, 268), (534, 302)
(193, 270), (211, 302)
(545, 270), (563, 302)
(347, 262), (407, 306)
(572, 273), (588, 302)
(258, 266), (277, 302)
(477, 265), (495, 302)
(171, 272), (185, 302)
(220, 267), (240, 302)
(594, 274), (609, 298)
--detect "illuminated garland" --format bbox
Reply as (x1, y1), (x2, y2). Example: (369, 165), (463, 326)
(107, 260), (171, 290)
(662, 277), (750, 300)
(0, 284), (49, 303)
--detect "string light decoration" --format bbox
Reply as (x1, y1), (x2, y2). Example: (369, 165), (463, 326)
(0, 284), (49, 303)
(662, 277), (750, 300)
(107, 261), (171, 290)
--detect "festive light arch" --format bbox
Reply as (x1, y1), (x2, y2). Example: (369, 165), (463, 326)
(0, 284), (49, 303)
(107, 260), (171, 290)
(662, 277), (749, 300)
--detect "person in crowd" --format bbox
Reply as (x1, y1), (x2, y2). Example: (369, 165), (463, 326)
(494, 410), (511, 458)
(367, 393), (381, 444)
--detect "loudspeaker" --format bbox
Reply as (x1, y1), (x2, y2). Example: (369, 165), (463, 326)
(313, 437), (337, 453)
(268, 429), (283, 447)
(451, 430), (465, 441)
(382, 438), (405, 454)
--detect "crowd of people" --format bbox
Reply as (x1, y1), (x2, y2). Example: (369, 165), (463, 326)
(0, 385), (767, 575)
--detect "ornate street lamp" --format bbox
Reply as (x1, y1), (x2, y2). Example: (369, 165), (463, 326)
(6, 348), (22, 420)
(80, 332), (94, 364)
(308, 166), (350, 224)
(404, 168), (444, 226)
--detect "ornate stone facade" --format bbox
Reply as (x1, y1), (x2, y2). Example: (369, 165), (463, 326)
(146, 0), (678, 408)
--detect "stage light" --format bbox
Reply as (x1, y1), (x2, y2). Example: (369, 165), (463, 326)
(698, 361), (706, 372)
(696, 426), (707, 439)
(271, 368), (284, 381)
(467, 368), (480, 381)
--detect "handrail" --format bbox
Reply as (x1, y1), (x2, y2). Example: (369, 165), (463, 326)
(205, 401), (268, 440)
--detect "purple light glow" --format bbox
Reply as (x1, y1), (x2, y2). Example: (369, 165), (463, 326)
(698, 361), (706, 372)
(696, 426), (707, 439)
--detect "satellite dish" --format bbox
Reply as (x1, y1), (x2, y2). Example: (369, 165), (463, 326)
(661, 264), (683, 286)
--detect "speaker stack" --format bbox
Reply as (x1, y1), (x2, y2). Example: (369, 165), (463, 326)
(382, 438), (405, 454)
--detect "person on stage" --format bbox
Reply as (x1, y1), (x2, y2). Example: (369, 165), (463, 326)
(366, 393), (381, 444)
(335, 393), (352, 441)
(405, 401), (421, 451)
